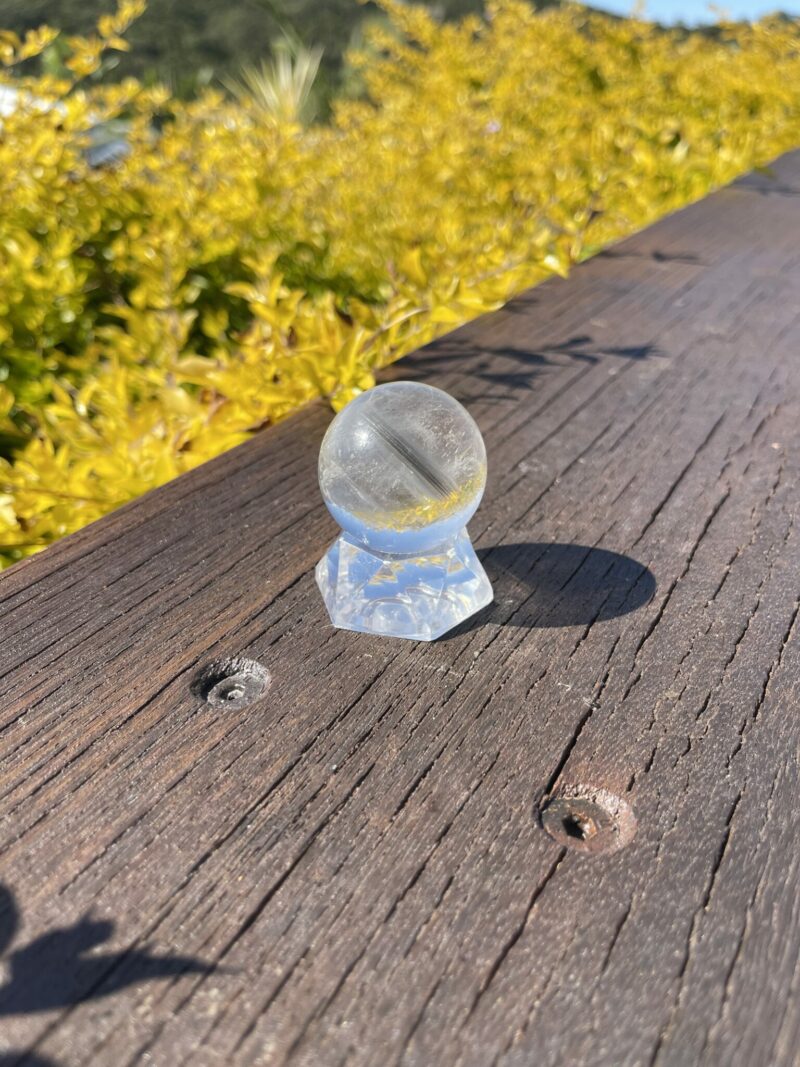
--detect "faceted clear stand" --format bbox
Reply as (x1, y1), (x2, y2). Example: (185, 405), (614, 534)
(316, 528), (493, 641)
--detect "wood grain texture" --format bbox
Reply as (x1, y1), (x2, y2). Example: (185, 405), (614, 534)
(1, 153), (800, 1067)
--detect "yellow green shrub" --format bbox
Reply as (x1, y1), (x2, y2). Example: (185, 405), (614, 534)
(2, 1), (800, 564)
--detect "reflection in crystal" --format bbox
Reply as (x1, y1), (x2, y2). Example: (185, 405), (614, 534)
(316, 529), (493, 641)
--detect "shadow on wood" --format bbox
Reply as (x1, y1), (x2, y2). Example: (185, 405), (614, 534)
(0, 884), (214, 1016)
(458, 541), (656, 633)
(0, 1056), (62, 1067)
(388, 333), (663, 398)
(598, 248), (703, 264)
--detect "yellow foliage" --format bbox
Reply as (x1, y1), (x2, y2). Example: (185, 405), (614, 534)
(2, 1), (800, 563)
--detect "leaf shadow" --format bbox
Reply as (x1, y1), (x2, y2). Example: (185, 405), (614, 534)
(598, 248), (703, 264)
(390, 332), (662, 399)
(0, 1056), (62, 1067)
(0, 883), (217, 1016)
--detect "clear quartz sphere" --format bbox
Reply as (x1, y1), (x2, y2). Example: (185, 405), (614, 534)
(316, 381), (493, 640)
(319, 381), (487, 554)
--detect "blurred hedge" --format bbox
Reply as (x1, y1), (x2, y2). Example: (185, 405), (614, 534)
(2, 0), (800, 565)
(0, 0), (495, 99)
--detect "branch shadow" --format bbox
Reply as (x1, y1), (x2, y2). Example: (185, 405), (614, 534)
(0, 883), (215, 1016)
(598, 248), (703, 264)
(445, 541), (656, 637)
(390, 332), (661, 397)
(0, 1056), (62, 1067)
(734, 175), (800, 198)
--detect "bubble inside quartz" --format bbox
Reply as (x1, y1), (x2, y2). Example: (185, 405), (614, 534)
(319, 381), (487, 554)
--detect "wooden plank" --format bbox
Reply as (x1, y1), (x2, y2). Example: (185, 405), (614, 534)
(1, 152), (799, 1067)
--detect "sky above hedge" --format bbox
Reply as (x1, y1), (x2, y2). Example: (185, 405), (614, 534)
(592, 1), (800, 21)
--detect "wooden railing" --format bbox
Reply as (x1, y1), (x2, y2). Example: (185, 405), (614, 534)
(1, 152), (799, 1067)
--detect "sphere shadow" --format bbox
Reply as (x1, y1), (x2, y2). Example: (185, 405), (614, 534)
(444, 541), (656, 637)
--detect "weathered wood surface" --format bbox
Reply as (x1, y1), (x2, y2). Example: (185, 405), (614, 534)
(1, 152), (800, 1067)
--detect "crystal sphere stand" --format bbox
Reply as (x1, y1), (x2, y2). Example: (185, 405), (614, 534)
(316, 381), (493, 641)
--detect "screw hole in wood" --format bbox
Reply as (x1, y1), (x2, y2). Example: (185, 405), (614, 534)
(192, 657), (271, 710)
(539, 785), (636, 855)
(561, 812), (597, 841)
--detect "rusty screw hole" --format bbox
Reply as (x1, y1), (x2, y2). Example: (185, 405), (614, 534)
(562, 813), (596, 841)
(540, 785), (636, 855)
(192, 657), (270, 710)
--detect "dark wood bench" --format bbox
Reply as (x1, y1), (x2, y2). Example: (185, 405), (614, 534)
(1, 151), (799, 1067)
